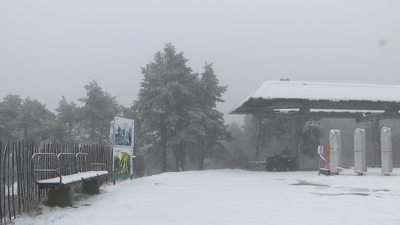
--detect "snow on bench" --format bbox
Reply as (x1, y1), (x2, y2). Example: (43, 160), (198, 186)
(36, 170), (109, 185)
(31, 152), (109, 207)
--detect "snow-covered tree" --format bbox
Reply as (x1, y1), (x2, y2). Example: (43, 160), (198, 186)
(78, 80), (120, 144)
(0, 95), (58, 141)
(297, 119), (324, 158)
(189, 63), (231, 170)
(0, 94), (22, 140)
(55, 96), (80, 142)
(133, 44), (230, 172)
(240, 114), (323, 160)
(134, 43), (197, 172)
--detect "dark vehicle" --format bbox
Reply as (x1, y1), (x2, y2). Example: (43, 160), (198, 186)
(265, 152), (297, 172)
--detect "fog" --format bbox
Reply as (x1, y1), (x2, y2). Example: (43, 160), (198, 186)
(1, 0), (399, 125)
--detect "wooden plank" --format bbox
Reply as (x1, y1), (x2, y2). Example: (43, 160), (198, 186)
(11, 143), (15, 219)
(16, 141), (21, 214)
(20, 141), (25, 213)
(7, 143), (11, 221)
(0, 141), (3, 224)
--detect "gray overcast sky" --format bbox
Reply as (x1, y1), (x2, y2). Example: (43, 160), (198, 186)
(1, 0), (399, 125)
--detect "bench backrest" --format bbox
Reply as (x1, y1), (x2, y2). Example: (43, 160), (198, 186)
(76, 153), (91, 172)
(31, 153), (62, 184)
(32, 153), (59, 170)
(32, 152), (103, 185)
(57, 153), (76, 175)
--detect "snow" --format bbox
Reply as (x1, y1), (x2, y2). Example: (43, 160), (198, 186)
(16, 169), (400, 225)
(36, 171), (109, 185)
(230, 80), (400, 114)
(277, 108), (385, 114)
(5, 183), (18, 195)
(254, 80), (400, 102)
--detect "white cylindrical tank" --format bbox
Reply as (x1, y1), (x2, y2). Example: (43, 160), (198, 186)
(381, 127), (393, 174)
(329, 130), (342, 174)
(354, 128), (367, 174)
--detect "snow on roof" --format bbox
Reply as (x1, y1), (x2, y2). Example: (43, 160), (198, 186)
(230, 80), (400, 113)
(251, 80), (400, 102)
(276, 109), (386, 114)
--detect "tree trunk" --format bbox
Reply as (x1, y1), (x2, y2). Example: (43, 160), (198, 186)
(174, 151), (180, 172)
(198, 154), (204, 170)
(91, 116), (96, 143)
(256, 119), (262, 161)
(180, 143), (186, 171)
(173, 142), (185, 172)
(173, 101), (186, 172)
(69, 122), (73, 142)
(173, 145), (179, 172)
(98, 119), (105, 145)
(161, 120), (167, 173)
(174, 145), (181, 172)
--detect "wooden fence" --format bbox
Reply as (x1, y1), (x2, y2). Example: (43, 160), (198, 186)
(0, 141), (145, 224)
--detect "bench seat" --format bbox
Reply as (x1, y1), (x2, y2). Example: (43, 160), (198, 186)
(36, 171), (109, 186)
(31, 152), (109, 207)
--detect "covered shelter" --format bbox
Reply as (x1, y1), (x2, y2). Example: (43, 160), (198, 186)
(229, 80), (400, 166)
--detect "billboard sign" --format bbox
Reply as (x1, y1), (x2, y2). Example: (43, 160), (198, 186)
(113, 146), (134, 179)
(112, 116), (134, 179)
(114, 116), (134, 147)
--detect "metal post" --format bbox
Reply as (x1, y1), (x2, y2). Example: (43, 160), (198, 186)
(354, 128), (367, 175)
(371, 119), (381, 167)
(290, 118), (298, 160)
(381, 127), (393, 173)
(329, 130), (342, 174)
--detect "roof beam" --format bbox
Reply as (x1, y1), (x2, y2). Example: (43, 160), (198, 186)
(356, 110), (400, 122)
(260, 100), (400, 111)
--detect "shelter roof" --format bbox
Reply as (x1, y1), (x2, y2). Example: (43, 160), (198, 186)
(229, 80), (400, 121)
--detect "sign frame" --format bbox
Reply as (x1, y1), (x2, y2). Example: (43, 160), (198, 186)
(112, 116), (135, 179)
(114, 116), (134, 147)
(113, 146), (134, 179)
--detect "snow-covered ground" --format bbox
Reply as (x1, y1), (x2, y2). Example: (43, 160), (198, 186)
(16, 168), (400, 225)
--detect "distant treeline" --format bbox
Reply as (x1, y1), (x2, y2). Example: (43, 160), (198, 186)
(0, 43), (233, 175)
(0, 44), (328, 175)
(0, 80), (120, 145)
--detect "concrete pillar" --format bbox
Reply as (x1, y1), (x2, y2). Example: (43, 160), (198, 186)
(83, 178), (101, 194)
(47, 186), (72, 207)
(290, 118), (298, 159)
(354, 128), (367, 174)
(329, 130), (342, 174)
(381, 127), (393, 174)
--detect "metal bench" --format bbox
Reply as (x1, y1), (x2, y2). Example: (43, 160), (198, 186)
(31, 153), (108, 207)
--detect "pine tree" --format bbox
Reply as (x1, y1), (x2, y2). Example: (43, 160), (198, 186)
(78, 80), (120, 144)
(0, 94), (23, 140)
(133, 49), (171, 172)
(55, 96), (80, 142)
(134, 44), (231, 172)
(191, 63), (231, 170)
(16, 97), (56, 141)
(246, 115), (323, 159)
(134, 43), (198, 172)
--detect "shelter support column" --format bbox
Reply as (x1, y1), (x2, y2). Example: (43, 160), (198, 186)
(371, 119), (381, 167)
(381, 127), (393, 173)
(290, 118), (298, 160)
(329, 130), (342, 174)
(354, 128), (367, 174)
